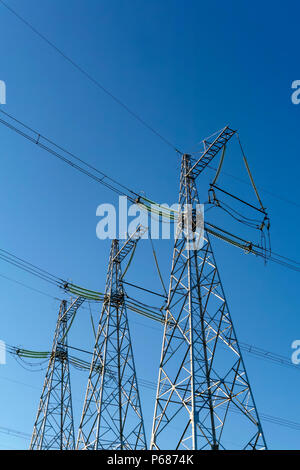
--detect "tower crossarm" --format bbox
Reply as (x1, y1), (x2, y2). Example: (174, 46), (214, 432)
(60, 296), (85, 323)
(113, 224), (147, 263)
(186, 126), (236, 179)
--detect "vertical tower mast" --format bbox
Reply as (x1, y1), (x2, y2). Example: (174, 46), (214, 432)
(30, 298), (83, 449)
(150, 151), (267, 450)
(77, 232), (147, 450)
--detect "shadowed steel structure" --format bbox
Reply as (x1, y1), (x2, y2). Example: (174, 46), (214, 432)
(76, 231), (147, 450)
(150, 128), (267, 450)
(30, 298), (84, 449)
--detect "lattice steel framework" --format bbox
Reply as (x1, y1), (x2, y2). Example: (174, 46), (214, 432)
(30, 298), (81, 449)
(150, 153), (267, 450)
(76, 237), (147, 450)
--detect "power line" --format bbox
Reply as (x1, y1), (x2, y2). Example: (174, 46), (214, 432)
(239, 342), (300, 371)
(207, 164), (300, 210)
(0, 272), (63, 301)
(4, 339), (300, 435)
(4, 332), (300, 441)
(0, 426), (31, 441)
(0, 109), (138, 202)
(0, 0), (181, 154)
(1, 110), (299, 274)
(1, 3), (299, 268)
(1, 0), (298, 218)
(3, 343), (300, 435)
(0, 246), (64, 287)
(0, 0), (298, 439)
(0, 245), (165, 320)
(1, 267), (299, 376)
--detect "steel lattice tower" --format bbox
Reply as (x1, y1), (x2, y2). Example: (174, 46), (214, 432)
(76, 235), (147, 450)
(150, 146), (267, 450)
(30, 298), (82, 450)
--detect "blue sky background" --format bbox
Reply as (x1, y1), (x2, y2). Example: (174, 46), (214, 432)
(0, 0), (299, 449)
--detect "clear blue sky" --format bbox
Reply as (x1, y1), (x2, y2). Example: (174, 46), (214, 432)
(0, 0), (299, 449)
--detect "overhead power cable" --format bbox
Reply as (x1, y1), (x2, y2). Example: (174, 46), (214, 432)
(0, 425), (31, 441)
(206, 163), (300, 210)
(0, 109), (138, 203)
(0, 272), (63, 301)
(3, 340), (300, 434)
(0, 110), (299, 272)
(0, 247), (65, 287)
(0, 0), (181, 154)
(239, 342), (300, 370)
(3, 336), (300, 377)
(0, 243), (165, 322)
(1, 1), (299, 214)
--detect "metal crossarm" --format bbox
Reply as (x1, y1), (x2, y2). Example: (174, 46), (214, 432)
(113, 224), (147, 263)
(61, 296), (85, 322)
(187, 126), (236, 178)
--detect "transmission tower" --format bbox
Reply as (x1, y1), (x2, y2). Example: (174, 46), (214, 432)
(76, 230), (147, 450)
(30, 297), (84, 450)
(150, 128), (267, 450)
